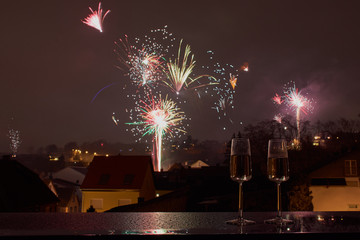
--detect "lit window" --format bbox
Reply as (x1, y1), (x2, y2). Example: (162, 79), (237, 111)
(349, 204), (358, 209)
(345, 160), (357, 176)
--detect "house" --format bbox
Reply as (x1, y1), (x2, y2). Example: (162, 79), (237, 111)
(52, 166), (87, 209)
(108, 165), (235, 212)
(43, 178), (83, 212)
(0, 155), (59, 212)
(309, 150), (360, 211)
(56, 187), (80, 213)
(51, 178), (83, 208)
(80, 155), (156, 212)
(184, 160), (210, 169)
(53, 166), (87, 185)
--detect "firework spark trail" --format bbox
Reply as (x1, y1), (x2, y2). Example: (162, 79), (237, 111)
(126, 95), (185, 171)
(82, 2), (110, 33)
(91, 82), (119, 103)
(164, 40), (217, 95)
(283, 81), (313, 144)
(8, 129), (21, 157)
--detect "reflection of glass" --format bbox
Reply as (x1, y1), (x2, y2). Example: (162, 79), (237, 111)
(265, 139), (293, 225)
(226, 138), (255, 225)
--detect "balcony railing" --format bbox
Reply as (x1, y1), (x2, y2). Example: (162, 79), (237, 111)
(0, 211), (360, 239)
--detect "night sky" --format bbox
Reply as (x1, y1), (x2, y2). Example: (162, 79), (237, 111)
(1, 0), (360, 153)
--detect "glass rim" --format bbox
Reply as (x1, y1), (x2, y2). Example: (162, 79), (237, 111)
(232, 137), (249, 140)
(268, 138), (286, 142)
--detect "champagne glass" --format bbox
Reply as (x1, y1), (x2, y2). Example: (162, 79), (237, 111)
(226, 138), (255, 225)
(265, 139), (292, 225)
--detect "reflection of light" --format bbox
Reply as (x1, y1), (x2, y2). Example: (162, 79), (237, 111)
(124, 229), (175, 235)
(151, 229), (168, 234)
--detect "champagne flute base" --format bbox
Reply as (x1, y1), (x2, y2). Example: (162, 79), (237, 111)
(264, 217), (293, 225)
(226, 218), (256, 226)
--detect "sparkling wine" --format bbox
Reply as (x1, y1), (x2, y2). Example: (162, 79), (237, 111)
(230, 155), (252, 182)
(267, 157), (289, 182)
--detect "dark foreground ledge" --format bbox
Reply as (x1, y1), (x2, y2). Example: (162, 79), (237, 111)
(0, 212), (360, 239)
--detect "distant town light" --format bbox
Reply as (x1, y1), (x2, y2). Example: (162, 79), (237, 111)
(49, 155), (59, 161)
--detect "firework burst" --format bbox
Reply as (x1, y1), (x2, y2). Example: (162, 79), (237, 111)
(202, 50), (238, 125)
(126, 95), (186, 171)
(240, 62), (249, 72)
(273, 113), (284, 124)
(82, 2), (110, 33)
(272, 93), (284, 105)
(274, 81), (314, 147)
(213, 96), (234, 124)
(229, 73), (237, 90)
(164, 40), (216, 95)
(284, 83), (313, 115)
(115, 36), (165, 89)
(115, 26), (176, 91)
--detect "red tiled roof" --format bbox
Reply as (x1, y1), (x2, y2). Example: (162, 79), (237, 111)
(81, 155), (153, 190)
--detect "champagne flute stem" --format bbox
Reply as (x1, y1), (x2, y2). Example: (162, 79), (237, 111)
(277, 183), (281, 219)
(239, 182), (243, 220)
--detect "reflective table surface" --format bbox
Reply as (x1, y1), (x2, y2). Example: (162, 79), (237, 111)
(0, 212), (359, 239)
